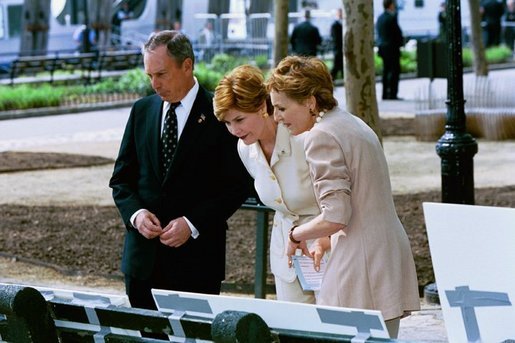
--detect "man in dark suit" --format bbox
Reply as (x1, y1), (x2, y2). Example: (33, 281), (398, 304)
(480, 0), (506, 47)
(330, 8), (344, 81)
(109, 30), (251, 311)
(376, 0), (404, 100)
(290, 9), (322, 56)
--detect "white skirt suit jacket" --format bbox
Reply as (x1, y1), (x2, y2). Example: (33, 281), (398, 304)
(304, 107), (420, 320)
(237, 123), (321, 283)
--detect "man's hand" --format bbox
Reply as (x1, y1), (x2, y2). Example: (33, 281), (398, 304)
(134, 210), (162, 239)
(160, 217), (191, 247)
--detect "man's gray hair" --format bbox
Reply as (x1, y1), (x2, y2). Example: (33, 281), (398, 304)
(143, 30), (195, 66)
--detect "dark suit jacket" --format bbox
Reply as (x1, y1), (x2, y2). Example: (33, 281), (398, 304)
(109, 86), (251, 283)
(290, 21), (322, 56)
(330, 20), (343, 53)
(376, 11), (403, 50)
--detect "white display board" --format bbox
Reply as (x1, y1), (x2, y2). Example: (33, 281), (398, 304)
(423, 202), (515, 343)
(33, 285), (140, 338)
(152, 289), (390, 340)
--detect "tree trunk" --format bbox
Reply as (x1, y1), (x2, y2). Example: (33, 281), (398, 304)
(156, 0), (183, 31)
(342, 0), (382, 141)
(273, 0), (289, 66)
(20, 0), (51, 56)
(89, 0), (112, 49)
(467, 0), (488, 76)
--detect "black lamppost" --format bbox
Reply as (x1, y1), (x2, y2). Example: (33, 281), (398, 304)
(436, 0), (478, 204)
(424, 0), (479, 304)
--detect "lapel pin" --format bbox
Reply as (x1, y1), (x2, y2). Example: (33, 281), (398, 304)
(198, 114), (206, 123)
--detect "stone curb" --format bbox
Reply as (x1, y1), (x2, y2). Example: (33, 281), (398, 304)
(0, 100), (134, 121)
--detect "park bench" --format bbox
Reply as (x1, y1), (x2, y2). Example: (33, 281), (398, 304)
(7, 53), (98, 86)
(5, 50), (143, 86)
(96, 50), (143, 79)
(0, 283), (406, 342)
(9, 55), (58, 85)
(55, 52), (98, 83)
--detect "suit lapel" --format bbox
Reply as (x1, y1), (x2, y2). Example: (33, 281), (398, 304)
(146, 96), (164, 181)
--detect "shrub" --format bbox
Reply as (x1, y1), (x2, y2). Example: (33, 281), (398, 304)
(116, 68), (153, 95)
(0, 84), (63, 111)
(485, 45), (512, 64)
(400, 50), (417, 73)
(194, 63), (224, 91)
(462, 48), (474, 68)
(254, 54), (270, 70)
(210, 54), (245, 73)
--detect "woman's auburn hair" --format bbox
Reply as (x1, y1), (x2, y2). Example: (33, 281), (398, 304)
(266, 55), (337, 112)
(213, 64), (269, 121)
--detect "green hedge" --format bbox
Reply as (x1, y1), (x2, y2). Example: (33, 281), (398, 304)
(1, 47), (512, 112)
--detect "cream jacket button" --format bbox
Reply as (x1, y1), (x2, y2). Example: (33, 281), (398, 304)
(270, 174), (276, 181)
(275, 198), (282, 204)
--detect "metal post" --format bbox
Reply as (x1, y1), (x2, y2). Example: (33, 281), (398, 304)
(241, 202), (271, 299)
(254, 209), (269, 299)
(435, 0), (478, 204)
(426, 0), (479, 304)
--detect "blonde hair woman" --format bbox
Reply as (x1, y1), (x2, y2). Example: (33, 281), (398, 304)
(267, 56), (420, 338)
(214, 65), (328, 303)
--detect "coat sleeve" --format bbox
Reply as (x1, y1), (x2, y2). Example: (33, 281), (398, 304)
(304, 128), (352, 225)
(109, 105), (144, 228)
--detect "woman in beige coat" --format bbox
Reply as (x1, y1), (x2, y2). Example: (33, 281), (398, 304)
(266, 56), (420, 338)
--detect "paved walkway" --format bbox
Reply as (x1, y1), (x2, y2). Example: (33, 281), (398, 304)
(1, 71), (515, 342)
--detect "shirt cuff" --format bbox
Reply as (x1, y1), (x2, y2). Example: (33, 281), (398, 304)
(130, 209), (147, 228)
(184, 217), (199, 239)
(130, 210), (199, 239)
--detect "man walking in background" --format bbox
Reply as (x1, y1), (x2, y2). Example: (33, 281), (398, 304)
(330, 8), (344, 81)
(290, 9), (322, 57)
(480, 0), (506, 47)
(376, 0), (404, 100)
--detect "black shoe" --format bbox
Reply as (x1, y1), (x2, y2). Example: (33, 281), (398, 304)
(383, 96), (404, 100)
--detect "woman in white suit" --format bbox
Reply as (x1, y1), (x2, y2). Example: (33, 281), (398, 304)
(266, 56), (420, 338)
(213, 65), (328, 303)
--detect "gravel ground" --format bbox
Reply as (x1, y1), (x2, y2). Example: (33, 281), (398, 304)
(1, 136), (515, 293)
(1, 109), (514, 343)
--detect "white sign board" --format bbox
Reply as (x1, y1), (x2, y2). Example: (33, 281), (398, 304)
(423, 202), (515, 343)
(33, 285), (140, 338)
(152, 289), (389, 340)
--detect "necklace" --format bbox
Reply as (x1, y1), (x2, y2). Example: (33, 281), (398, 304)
(315, 111), (326, 123)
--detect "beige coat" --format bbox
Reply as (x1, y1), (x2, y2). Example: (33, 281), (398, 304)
(304, 107), (420, 320)
(238, 123), (320, 283)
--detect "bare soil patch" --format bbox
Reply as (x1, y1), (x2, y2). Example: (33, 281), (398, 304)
(1, 150), (514, 294)
(0, 151), (113, 172)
